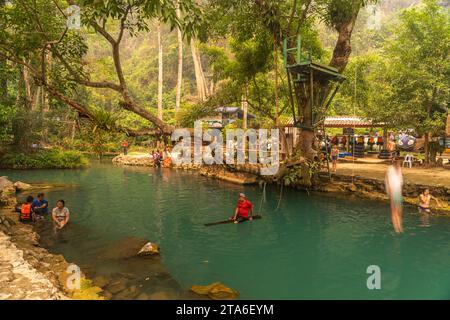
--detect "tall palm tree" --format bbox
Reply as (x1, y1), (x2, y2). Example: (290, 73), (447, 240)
(175, 1), (183, 114)
(157, 21), (163, 120)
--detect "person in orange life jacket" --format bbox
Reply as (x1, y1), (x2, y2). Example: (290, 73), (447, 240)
(20, 195), (36, 223)
(230, 193), (254, 224)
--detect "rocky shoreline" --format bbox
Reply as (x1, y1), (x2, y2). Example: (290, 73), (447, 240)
(0, 176), (225, 300)
(0, 198), (69, 299)
(0, 177), (104, 300)
(315, 173), (450, 215)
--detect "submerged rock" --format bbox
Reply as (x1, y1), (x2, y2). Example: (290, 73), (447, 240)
(136, 292), (151, 300)
(13, 181), (32, 192)
(99, 237), (160, 260)
(114, 285), (139, 300)
(107, 280), (128, 294)
(137, 242), (160, 256)
(92, 275), (110, 288)
(149, 291), (174, 300)
(191, 282), (239, 300)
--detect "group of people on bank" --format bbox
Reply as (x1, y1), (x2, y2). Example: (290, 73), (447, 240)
(151, 148), (172, 168)
(121, 139), (173, 168)
(323, 134), (385, 152)
(18, 193), (70, 231)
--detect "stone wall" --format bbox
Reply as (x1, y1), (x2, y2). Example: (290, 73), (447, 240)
(316, 173), (450, 214)
(200, 165), (259, 185)
(112, 154), (154, 166)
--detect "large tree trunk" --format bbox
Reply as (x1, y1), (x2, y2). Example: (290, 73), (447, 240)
(296, 130), (317, 160)
(0, 58), (6, 104)
(0, 1), (5, 103)
(175, 2), (183, 113)
(190, 39), (209, 101)
(23, 65), (33, 109)
(329, 9), (360, 72)
(157, 21), (163, 121)
(33, 86), (41, 111)
(446, 114), (450, 137)
(424, 131), (430, 164)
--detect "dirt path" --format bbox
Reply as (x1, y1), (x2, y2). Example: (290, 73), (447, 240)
(335, 161), (450, 188)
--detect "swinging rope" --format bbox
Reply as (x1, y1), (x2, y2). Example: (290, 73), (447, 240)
(274, 181), (284, 211)
(258, 181), (267, 215)
(351, 66), (357, 186)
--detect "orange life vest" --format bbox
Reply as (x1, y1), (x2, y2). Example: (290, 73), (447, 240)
(20, 203), (32, 220)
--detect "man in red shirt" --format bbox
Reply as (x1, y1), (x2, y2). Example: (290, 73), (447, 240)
(230, 193), (254, 224)
(122, 140), (129, 155)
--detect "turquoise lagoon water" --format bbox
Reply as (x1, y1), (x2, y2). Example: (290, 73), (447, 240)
(3, 161), (450, 299)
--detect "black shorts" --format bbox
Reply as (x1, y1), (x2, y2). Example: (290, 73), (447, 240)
(34, 208), (48, 216)
(19, 218), (33, 224)
(418, 206), (431, 213)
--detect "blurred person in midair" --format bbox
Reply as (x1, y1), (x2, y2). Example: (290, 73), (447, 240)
(385, 160), (404, 233)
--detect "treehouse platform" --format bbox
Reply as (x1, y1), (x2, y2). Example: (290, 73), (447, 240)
(283, 36), (345, 130)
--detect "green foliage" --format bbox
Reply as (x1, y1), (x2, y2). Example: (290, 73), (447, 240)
(283, 165), (302, 186)
(80, 107), (122, 158)
(176, 101), (215, 127)
(80, 0), (202, 39)
(0, 105), (15, 143)
(0, 149), (89, 169)
(365, 0), (449, 134)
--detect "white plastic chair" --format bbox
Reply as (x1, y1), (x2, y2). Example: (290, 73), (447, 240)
(403, 154), (413, 168)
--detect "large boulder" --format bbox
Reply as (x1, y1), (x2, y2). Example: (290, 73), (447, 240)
(13, 181), (32, 192)
(0, 176), (15, 194)
(98, 237), (160, 260)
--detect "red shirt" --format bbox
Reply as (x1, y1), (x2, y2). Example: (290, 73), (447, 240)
(237, 200), (253, 218)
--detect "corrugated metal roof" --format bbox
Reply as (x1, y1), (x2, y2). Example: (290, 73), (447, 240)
(279, 116), (383, 128)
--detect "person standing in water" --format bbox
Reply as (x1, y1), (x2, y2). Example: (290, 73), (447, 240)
(385, 160), (404, 233)
(122, 139), (129, 155)
(331, 144), (339, 173)
(52, 200), (70, 231)
(418, 189), (441, 213)
(230, 193), (253, 224)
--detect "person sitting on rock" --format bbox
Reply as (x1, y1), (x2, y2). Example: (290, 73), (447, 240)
(19, 195), (36, 223)
(52, 199), (70, 231)
(32, 193), (49, 217)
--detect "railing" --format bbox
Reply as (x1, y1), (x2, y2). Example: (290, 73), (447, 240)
(283, 35), (311, 67)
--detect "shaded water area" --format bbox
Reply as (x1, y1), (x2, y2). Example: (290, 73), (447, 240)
(4, 161), (450, 299)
